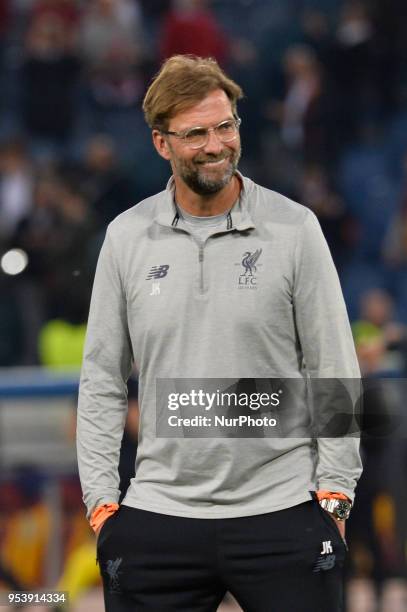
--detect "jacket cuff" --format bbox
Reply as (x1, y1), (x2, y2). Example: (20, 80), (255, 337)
(316, 490), (351, 503)
(90, 503), (120, 533)
(317, 480), (356, 504)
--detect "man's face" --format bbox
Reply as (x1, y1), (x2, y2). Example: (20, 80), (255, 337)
(154, 89), (241, 196)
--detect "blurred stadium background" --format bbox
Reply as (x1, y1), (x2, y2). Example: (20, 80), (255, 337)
(0, 0), (406, 610)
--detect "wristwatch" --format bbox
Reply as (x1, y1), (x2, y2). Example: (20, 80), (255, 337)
(319, 497), (352, 521)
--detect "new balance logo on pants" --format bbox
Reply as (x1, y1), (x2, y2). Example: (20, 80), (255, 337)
(313, 541), (336, 572)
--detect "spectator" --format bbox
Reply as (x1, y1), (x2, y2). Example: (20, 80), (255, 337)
(353, 321), (386, 376)
(359, 289), (395, 330)
(331, 1), (383, 138)
(384, 209), (407, 268)
(383, 151), (407, 267)
(0, 138), (34, 242)
(30, 0), (80, 27)
(300, 8), (333, 63)
(11, 172), (95, 360)
(160, 0), (228, 65)
(12, 171), (64, 285)
(42, 178), (96, 318)
(296, 163), (354, 267)
(38, 315), (86, 369)
(36, 180), (95, 369)
(79, 0), (144, 70)
(80, 0), (146, 110)
(29, 0), (81, 50)
(77, 134), (135, 227)
(21, 14), (81, 144)
(352, 289), (407, 375)
(279, 44), (338, 165)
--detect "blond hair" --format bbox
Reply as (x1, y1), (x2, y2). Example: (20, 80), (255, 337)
(142, 55), (243, 131)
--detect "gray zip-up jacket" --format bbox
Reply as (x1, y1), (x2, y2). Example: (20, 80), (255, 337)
(77, 173), (362, 519)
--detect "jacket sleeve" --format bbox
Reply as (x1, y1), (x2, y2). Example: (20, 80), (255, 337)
(293, 209), (362, 502)
(76, 226), (133, 518)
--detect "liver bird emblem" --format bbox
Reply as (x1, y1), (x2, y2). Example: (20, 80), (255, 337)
(241, 249), (262, 276)
(106, 557), (122, 592)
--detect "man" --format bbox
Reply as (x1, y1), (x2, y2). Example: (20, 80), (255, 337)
(77, 55), (362, 611)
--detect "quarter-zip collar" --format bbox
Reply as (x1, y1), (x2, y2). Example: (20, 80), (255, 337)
(154, 171), (256, 233)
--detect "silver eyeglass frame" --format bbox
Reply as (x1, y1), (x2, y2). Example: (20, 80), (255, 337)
(161, 117), (242, 149)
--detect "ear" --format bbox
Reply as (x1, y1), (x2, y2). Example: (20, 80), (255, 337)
(152, 130), (172, 161)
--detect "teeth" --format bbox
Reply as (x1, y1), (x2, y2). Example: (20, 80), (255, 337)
(200, 159), (226, 165)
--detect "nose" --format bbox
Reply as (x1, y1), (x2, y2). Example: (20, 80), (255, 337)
(202, 127), (223, 154)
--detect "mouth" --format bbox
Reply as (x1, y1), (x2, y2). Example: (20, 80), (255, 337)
(196, 157), (229, 167)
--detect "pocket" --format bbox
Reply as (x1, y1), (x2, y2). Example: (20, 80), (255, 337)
(96, 510), (119, 551)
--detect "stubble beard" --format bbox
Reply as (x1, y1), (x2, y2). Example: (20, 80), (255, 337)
(174, 147), (241, 196)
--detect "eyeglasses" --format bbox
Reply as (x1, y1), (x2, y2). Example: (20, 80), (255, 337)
(161, 118), (241, 149)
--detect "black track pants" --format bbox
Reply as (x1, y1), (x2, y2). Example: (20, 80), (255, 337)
(96, 500), (347, 611)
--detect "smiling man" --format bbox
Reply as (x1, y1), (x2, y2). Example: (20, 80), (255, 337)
(77, 55), (362, 612)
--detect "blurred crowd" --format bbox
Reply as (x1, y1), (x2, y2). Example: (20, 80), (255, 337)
(0, 0), (406, 370)
(0, 0), (407, 609)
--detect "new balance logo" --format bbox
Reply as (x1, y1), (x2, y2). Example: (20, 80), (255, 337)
(313, 553), (336, 572)
(146, 265), (169, 280)
(313, 541), (336, 573)
(320, 540), (333, 555)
